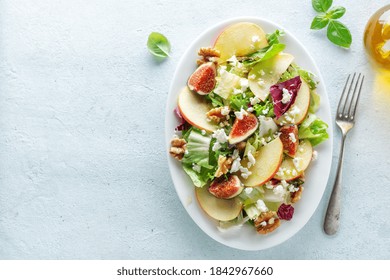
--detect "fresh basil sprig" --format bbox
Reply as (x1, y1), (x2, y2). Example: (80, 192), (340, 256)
(147, 32), (171, 58)
(310, 0), (352, 48)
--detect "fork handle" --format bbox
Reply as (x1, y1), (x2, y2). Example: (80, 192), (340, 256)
(324, 134), (347, 235)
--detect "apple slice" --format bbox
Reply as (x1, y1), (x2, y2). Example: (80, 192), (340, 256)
(241, 137), (284, 187)
(178, 87), (218, 132)
(274, 140), (313, 181)
(214, 22), (268, 62)
(275, 81), (310, 125)
(195, 186), (242, 222)
(248, 53), (294, 101)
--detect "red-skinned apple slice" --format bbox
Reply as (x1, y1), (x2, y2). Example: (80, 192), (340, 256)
(195, 186), (242, 222)
(274, 140), (313, 181)
(248, 53), (294, 101)
(240, 137), (284, 187)
(275, 81), (310, 125)
(178, 87), (218, 132)
(214, 22), (268, 62)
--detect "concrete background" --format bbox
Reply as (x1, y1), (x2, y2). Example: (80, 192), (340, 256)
(0, 0), (389, 259)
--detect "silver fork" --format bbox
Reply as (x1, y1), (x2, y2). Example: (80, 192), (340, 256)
(324, 73), (365, 235)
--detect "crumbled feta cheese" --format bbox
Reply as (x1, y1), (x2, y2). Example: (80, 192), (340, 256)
(234, 108), (247, 120)
(290, 105), (301, 116)
(286, 169), (292, 175)
(257, 79), (265, 87)
(227, 55), (238, 66)
(281, 180), (289, 187)
(233, 88), (242, 95)
(256, 199), (268, 212)
(232, 149), (239, 159)
(293, 157), (303, 170)
(201, 130), (206, 135)
(192, 164), (201, 173)
(212, 142), (221, 151)
(184, 149), (189, 155)
(221, 106), (230, 116)
(265, 181), (274, 189)
(250, 96), (261, 105)
(273, 185), (285, 196)
(262, 107), (269, 115)
(260, 137), (267, 146)
(288, 185), (299, 192)
(252, 35), (260, 42)
(299, 147), (304, 152)
(268, 218), (275, 225)
(239, 166), (252, 179)
(249, 74), (256, 80)
(282, 88), (292, 104)
(247, 107), (254, 112)
(312, 150), (318, 161)
(230, 157), (241, 173)
(240, 78), (249, 92)
(212, 129), (228, 144)
(245, 187), (253, 194)
(259, 221), (267, 227)
(289, 132), (297, 143)
(247, 150), (256, 167)
(259, 69), (265, 76)
(266, 136), (272, 142)
(292, 169), (298, 176)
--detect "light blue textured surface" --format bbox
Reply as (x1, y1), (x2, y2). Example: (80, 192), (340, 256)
(0, 0), (389, 259)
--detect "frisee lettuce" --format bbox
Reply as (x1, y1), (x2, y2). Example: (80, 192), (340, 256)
(298, 114), (329, 146)
(253, 98), (275, 118)
(182, 164), (214, 188)
(182, 129), (212, 168)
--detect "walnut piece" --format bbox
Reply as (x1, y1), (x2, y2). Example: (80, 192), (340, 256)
(290, 186), (304, 203)
(169, 137), (186, 160)
(215, 155), (233, 177)
(206, 107), (230, 124)
(236, 141), (246, 152)
(254, 211), (281, 234)
(197, 47), (221, 65)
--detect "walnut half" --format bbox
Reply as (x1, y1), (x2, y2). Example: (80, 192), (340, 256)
(254, 211), (281, 234)
(290, 186), (304, 203)
(197, 47), (221, 65)
(169, 137), (186, 160)
(214, 155), (233, 178)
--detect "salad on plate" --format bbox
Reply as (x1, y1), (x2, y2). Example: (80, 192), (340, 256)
(169, 22), (329, 235)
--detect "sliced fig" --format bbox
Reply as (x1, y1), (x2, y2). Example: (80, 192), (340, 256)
(279, 125), (299, 157)
(209, 175), (243, 199)
(187, 62), (217, 95)
(228, 113), (258, 145)
(270, 76), (302, 118)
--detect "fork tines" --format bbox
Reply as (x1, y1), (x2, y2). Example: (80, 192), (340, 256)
(337, 73), (365, 121)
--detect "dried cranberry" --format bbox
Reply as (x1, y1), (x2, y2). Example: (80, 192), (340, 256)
(277, 203), (294, 221)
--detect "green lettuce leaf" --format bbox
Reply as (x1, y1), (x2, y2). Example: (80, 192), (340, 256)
(298, 114), (329, 146)
(182, 164), (214, 188)
(182, 129), (212, 168)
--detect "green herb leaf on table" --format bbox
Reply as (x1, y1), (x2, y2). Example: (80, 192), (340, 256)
(147, 32), (171, 58)
(327, 20), (352, 48)
(312, 0), (333, 13)
(326, 6), (346, 19)
(310, 14), (330, 30)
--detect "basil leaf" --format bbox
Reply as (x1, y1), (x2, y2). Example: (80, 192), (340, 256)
(266, 29), (284, 45)
(312, 0), (332, 13)
(243, 44), (285, 67)
(326, 6), (346, 19)
(310, 14), (330, 30)
(327, 20), (352, 48)
(147, 32), (171, 58)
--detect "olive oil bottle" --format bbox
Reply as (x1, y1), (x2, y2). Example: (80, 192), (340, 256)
(364, 5), (390, 89)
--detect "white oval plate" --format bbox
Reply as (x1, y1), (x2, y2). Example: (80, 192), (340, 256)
(165, 17), (333, 251)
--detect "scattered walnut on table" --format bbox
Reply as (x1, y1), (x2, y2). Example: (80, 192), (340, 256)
(214, 155), (233, 178)
(197, 47), (221, 65)
(169, 137), (186, 160)
(254, 211), (281, 234)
